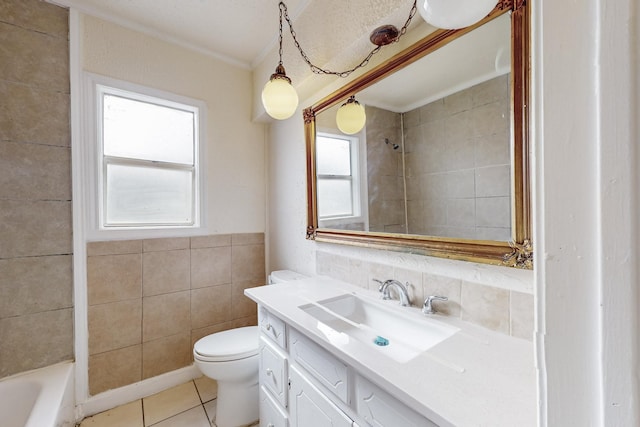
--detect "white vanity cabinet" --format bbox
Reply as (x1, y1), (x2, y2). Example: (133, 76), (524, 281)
(257, 306), (439, 427)
(289, 365), (353, 427)
(259, 305), (287, 348)
(355, 376), (438, 427)
(260, 385), (288, 427)
(259, 336), (288, 408)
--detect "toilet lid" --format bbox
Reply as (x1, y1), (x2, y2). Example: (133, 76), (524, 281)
(194, 326), (259, 362)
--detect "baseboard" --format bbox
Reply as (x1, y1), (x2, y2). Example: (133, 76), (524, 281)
(76, 364), (201, 421)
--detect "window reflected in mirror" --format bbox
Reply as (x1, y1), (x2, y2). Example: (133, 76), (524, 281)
(315, 13), (512, 241)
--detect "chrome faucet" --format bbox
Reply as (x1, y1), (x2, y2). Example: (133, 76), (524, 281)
(422, 295), (448, 315)
(375, 279), (411, 307)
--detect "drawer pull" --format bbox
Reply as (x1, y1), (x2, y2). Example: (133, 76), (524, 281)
(266, 368), (273, 376)
(265, 323), (272, 330)
(267, 424), (275, 427)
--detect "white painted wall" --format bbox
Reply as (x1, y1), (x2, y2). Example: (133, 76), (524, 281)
(82, 14), (266, 234)
(266, 107), (317, 276)
(533, 0), (639, 425)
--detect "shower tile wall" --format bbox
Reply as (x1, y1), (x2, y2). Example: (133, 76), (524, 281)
(365, 106), (406, 233)
(404, 75), (511, 240)
(87, 233), (265, 395)
(0, 0), (73, 378)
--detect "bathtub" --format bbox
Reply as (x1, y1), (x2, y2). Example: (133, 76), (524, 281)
(0, 362), (75, 427)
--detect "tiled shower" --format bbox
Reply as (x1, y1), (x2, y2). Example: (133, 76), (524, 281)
(366, 74), (511, 240)
(0, 0), (73, 378)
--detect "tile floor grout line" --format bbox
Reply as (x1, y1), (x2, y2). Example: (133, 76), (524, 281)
(141, 397), (146, 427)
(78, 378), (227, 426)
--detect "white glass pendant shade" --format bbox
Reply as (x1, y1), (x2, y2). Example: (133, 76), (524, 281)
(262, 75), (299, 120)
(417, 0), (499, 29)
(336, 97), (366, 135)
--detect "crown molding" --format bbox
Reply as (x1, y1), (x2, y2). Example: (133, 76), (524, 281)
(45, 0), (252, 70)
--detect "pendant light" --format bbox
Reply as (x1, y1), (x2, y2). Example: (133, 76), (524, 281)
(261, 4), (298, 120)
(336, 96), (366, 135)
(416, 0), (499, 29)
(261, 1), (418, 121)
(262, 64), (298, 120)
(262, 1), (502, 121)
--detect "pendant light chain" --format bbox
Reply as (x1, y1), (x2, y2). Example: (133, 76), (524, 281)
(277, 3), (284, 66)
(278, 0), (418, 78)
(398, 0), (419, 38)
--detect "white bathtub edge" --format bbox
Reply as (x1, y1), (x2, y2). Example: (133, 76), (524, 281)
(13, 362), (75, 427)
(56, 363), (75, 427)
(77, 364), (201, 421)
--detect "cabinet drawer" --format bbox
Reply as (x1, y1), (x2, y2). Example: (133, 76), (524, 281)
(260, 385), (288, 427)
(289, 365), (353, 427)
(288, 328), (349, 404)
(355, 376), (438, 427)
(260, 336), (288, 408)
(259, 306), (287, 349)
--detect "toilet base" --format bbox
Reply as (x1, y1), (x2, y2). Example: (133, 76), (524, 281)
(214, 379), (259, 427)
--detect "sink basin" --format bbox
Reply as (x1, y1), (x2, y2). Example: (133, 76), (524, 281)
(299, 293), (458, 363)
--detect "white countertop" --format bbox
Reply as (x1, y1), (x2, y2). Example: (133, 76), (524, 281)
(245, 276), (536, 427)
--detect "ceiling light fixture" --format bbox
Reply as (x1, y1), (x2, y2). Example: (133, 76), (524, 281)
(416, 0), (499, 30)
(261, 1), (419, 130)
(261, 3), (298, 120)
(336, 96), (367, 135)
(262, 0), (498, 129)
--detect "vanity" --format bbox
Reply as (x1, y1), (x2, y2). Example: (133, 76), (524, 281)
(245, 276), (535, 427)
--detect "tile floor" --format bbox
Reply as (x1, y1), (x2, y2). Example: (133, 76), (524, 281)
(78, 377), (259, 427)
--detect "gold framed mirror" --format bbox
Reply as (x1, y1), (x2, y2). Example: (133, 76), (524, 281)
(304, 0), (531, 268)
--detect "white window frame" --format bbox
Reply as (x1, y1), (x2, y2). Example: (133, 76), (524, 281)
(83, 73), (207, 240)
(316, 131), (368, 228)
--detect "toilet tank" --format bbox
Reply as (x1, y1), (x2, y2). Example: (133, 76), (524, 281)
(268, 270), (308, 285)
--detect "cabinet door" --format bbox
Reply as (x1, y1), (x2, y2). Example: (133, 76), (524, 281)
(355, 376), (438, 427)
(260, 336), (288, 408)
(260, 386), (288, 427)
(289, 365), (353, 427)
(289, 328), (348, 403)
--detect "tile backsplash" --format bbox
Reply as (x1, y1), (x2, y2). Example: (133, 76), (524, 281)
(316, 249), (534, 340)
(86, 233), (265, 395)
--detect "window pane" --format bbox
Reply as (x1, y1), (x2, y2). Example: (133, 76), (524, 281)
(106, 163), (193, 225)
(103, 94), (194, 165)
(317, 179), (353, 218)
(317, 136), (351, 176)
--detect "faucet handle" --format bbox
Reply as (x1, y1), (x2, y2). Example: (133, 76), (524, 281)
(372, 278), (386, 293)
(422, 295), (448, 315)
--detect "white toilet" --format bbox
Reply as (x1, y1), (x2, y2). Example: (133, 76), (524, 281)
(193, 270), (307, 427)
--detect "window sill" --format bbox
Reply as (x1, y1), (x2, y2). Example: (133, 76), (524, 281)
(85, 224), (210, 242)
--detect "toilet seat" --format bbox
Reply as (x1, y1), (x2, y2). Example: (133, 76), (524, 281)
(194, 326), (259, 362)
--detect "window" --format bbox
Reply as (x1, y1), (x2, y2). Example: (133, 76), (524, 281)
(316, 133), (362, 220)
(86, 75), (205, 234)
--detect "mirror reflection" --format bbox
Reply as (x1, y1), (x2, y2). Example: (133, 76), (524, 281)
(316, 14), (512, 242)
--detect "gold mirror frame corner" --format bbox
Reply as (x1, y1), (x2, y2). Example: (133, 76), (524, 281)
(305, 1), (532, 269)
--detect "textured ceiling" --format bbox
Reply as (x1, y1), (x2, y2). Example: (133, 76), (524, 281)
(47, 1), (504, 112)
(48, 0), (415, 71)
